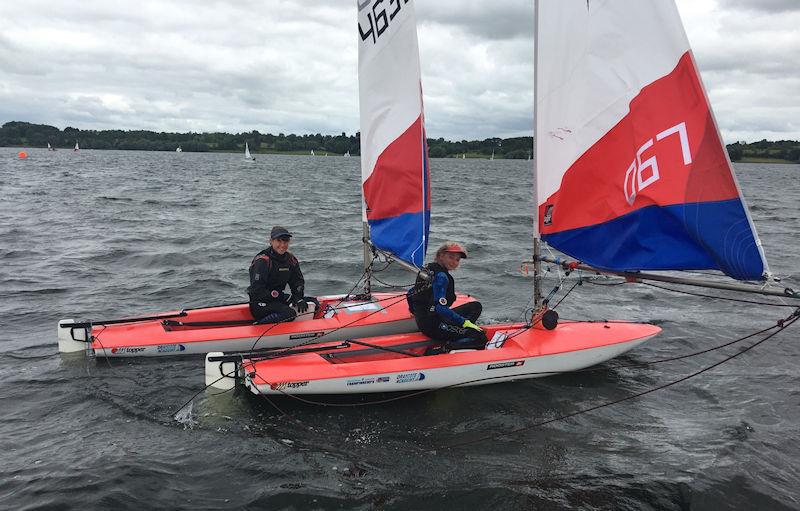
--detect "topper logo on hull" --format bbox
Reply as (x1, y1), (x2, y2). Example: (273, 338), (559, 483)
(623, 122), (692, 206)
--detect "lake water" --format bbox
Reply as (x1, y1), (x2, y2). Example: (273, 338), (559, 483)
(1, 148), (799, 509)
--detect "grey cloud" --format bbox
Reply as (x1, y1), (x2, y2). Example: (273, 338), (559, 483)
(0, 0), (798, 142)
(418, 1), (533, 40)
(719, 0), (800, 12)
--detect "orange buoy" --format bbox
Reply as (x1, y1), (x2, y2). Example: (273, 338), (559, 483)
(18, 151), (28, 159)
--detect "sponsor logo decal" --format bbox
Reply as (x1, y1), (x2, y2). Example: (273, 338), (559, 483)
(438, 297), (447, 305)
(110, 346), (147, 354)
(487, 360), (525, 370)
(271, 381), (309, 391)
(271, 290), (280, 298)
(289, 331), (325, 340)
(396, 372), (425, 383)
(156, 344), (186, 353)
(347, 376), (390, 386)
(543, 204), (554, 225)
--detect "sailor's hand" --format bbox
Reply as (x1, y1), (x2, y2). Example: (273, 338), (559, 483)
(295, 299), (309, 313)
(462, 319), (482, 332)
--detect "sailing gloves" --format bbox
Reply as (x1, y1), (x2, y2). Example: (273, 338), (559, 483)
(294, 296), (319, 314)
(462, 319), (482, 332)
(295, 298), (309, 313)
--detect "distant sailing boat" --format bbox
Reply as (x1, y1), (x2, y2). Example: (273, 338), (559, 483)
(462, 153), (466, 159)
(244, 142), (254, 160)
(176, 146), (183, 153)
(47, 142), (56, 151)
(73, 141), (79, 152)
(310, 149), (315, 156)
(344, 150), (350, 157)
(490, 149), (494, 160)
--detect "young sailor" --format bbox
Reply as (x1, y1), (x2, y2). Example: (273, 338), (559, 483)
(409, 241), (486, 353)
(247, 226), (315, 324)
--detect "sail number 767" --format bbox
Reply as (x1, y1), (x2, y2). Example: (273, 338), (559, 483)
(623, 122), (692, 206)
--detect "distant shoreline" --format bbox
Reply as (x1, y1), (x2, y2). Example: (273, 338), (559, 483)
(5, 146), (798, 164)
(2, 121), (799, 163)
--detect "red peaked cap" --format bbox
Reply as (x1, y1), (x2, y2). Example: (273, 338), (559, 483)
(441, 242), (468, 258)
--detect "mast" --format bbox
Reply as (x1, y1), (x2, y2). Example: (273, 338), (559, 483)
(532, 0), (543, 310)
(362, 219), (372, 297)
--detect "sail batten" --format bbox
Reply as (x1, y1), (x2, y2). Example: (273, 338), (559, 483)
(534, 0), (767, 281)
(358, 0), (430, 267)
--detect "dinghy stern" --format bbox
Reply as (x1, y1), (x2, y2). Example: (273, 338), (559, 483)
(57, 319), (92, 354)
(205, 352), (239, 391)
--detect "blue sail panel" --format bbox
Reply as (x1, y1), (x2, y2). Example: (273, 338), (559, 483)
(542, 199), (765, 281)
(368, 210), (430, 268)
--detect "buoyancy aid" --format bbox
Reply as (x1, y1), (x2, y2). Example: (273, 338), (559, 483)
(409, 262), (456, 322)
(247, 247), (302, 302)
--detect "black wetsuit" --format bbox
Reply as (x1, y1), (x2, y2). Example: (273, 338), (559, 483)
(247, 247), (305, 323)
(410, 262), (485, 351)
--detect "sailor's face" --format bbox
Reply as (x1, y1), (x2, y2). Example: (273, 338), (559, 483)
(271, 237), (290, 254)
(441, 252), (462, 271)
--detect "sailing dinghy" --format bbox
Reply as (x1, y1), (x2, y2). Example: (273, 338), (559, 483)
(58, 293), (473, 358)
(56, 0), (475, 358)
(206, 0), (798, 397)
(244, 141), (254, 160)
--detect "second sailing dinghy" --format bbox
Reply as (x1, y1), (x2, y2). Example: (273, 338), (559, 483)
(244, 141), (254, 160)
(205, 0), (798, 397)
(56, 0), (474, 358)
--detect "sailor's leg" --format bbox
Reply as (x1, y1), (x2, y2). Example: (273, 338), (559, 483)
(451, 301), (482, 323)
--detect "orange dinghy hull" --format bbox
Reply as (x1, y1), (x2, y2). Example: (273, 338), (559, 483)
(58, 293), (477, 357)
(206, 320), (661, 395)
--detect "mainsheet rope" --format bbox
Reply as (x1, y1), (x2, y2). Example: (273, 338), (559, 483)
(443, 307), (800, 450)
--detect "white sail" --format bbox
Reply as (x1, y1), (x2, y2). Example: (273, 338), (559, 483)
(534, 0), (767, 281)
(358, 0), (429, 266)
(244, 142), (252, 160)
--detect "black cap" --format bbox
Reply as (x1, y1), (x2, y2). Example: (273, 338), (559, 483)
(270, 226), (292, 240)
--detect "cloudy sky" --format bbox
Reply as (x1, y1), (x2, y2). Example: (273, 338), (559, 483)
(1, 0), (798, 142)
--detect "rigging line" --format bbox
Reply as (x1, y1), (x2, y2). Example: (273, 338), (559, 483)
(443, 310), (800, 450)
(370, 274), (415, 288)
(585, 280), (626, 286)
(550, 279), (582, 310)
(172, 371), (237, 418)
(260, 395), (315, 433)
(640, 281), (797, 307)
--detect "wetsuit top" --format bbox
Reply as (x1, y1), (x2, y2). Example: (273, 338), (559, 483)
(410, 262), (465, 326)
(247, 247), (305, 303)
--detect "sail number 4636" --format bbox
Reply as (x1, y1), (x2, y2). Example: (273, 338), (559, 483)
(358, 0), (411, 44)
(623, 122), (692, 206)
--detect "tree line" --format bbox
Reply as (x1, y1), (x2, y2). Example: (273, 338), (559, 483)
(2, 121), (798, 162)
(726, 140), (800, 163)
